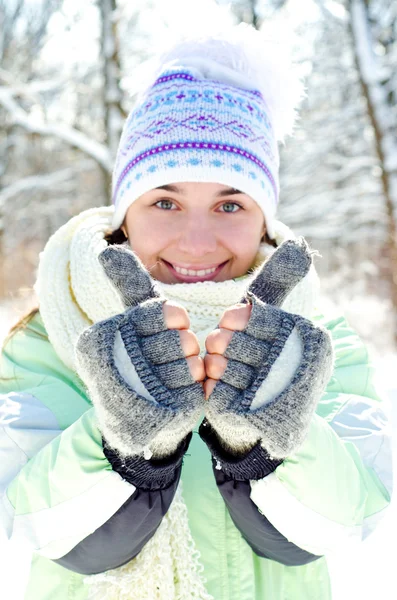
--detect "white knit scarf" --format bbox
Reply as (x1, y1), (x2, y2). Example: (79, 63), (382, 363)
(34, 206), (319, 600)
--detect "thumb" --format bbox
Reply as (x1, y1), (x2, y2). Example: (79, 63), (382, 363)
(99, 245), (161, 308)
(245, 238), (313, 307)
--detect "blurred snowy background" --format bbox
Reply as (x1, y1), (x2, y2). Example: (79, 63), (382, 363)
(1, 0), (397, 598)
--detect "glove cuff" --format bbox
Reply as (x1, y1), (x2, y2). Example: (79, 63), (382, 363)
(103, 432), (192, 491)
(199, 420), (282, 481)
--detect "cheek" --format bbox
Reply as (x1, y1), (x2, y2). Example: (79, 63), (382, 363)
(125, 215), (173, 265)
(219, 218), (262, 259)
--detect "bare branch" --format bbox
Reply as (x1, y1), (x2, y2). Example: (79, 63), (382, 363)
(0, 89), (112, 172)
(349, 0), (397, 337)
(0, 68), (66, 105)
(0, 160), (96, 206)
(0, 0), (25, 62)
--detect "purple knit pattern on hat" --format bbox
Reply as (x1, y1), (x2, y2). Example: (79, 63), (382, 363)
(153, 72), (196, 86)
(152, 71), (264, 99)
(113, 141), (277, 202)
(112, 67), (279, 215)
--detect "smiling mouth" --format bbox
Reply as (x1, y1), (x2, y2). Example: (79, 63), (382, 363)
(162, 259), (228, 281)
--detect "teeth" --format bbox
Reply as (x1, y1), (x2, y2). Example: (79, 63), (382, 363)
(173, 264), (217, 276)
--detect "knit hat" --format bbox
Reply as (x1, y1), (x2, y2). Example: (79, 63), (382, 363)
(112, 25), (305, 239)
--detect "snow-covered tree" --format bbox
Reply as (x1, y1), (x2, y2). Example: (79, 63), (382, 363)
(0, 0), (63, 296)
(1, 0), (396, 349)
(347, 0), (397, 336)
(217, 0), (288, 28)
(0, 0), (117, 294)
(275, 3), (389, 307)
(98, 0), (125, 201)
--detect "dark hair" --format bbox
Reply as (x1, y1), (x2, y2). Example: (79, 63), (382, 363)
(103, 227), (128, 245)
(263, 232), (277, 248)
(1, 306), (43, 349)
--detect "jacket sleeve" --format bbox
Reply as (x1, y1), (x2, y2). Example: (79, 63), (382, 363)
(200, 313), (392, 561)
(0, 317), (185, 575)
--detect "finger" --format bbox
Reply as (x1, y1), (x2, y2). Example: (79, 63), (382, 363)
(204, 378), (217, 400)
(205, 328), (234, 355)
(99, 245), (160, 308)
(179, 329), (200, 357)
(246, 238), (312, 307)
(163, 302), (190, 330)
(204, 354), (228, 380)
(218, 304), (252, 332)
(187, 355), (206, 382)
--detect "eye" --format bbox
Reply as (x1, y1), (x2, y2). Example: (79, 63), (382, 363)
(154, 199), (177, 210)
(219, 201), (243, 213)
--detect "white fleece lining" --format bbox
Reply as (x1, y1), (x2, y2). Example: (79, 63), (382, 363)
(250, 327), (302, 410)
(114, 331), (156, 402)
(250, 472), (362, 556)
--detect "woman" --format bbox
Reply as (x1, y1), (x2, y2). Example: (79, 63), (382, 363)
(0, 25), (392, 600)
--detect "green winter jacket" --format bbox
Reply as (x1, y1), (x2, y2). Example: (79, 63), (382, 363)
(0, 310), (392, 600)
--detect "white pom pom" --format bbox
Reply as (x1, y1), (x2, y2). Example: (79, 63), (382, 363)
(138, 23), (305, 143)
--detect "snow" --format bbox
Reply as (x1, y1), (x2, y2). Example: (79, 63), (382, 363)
(0, 89), (113, 172)
(351, 0), (381, 85)
(0, 161), (96, 206)
(351, 0), (397, 190)
(99, 0), (124, 158)
(0, 300), (396, 599)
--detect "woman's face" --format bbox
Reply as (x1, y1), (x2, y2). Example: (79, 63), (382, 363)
(122, 181), (265, 284)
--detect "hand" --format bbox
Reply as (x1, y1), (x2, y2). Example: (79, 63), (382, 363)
(75, 245), (205, 459)
(201, 238), (334, 460)
(204, 303), (252, 399)
(161, 301), (205, 383)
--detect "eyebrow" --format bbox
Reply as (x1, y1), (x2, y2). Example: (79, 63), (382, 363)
(154, 184), (244, 197)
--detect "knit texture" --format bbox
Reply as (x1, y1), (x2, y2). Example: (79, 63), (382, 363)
(34, 206), (320, 600)
(148, 26), (304, 144)
(204, 239), (334, 459)
(112, 67), (279, 237)
(112, 27), (305, 236)
(75, 245), (204, 459)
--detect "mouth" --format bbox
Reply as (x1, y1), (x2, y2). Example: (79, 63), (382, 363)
(161, 259), (229, 282)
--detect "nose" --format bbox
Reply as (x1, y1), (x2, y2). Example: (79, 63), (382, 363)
(176, 219), (218, 256)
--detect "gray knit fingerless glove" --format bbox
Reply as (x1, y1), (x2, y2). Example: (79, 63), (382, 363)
(75, 245), (204, 461)
(201, 238), (334, 461)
